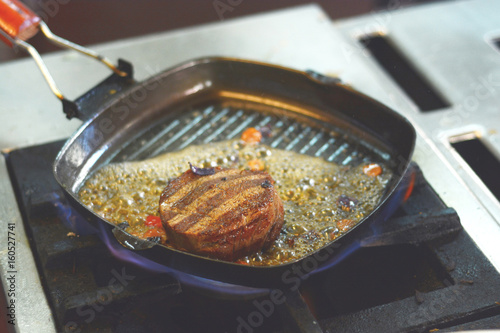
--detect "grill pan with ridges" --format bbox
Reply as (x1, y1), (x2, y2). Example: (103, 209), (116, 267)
(53, 57), (416, 288)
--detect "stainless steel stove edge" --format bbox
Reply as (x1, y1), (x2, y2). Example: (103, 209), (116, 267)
(0, 155), (56, 333)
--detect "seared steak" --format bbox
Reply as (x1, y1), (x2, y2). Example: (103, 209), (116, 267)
(159, 167), (284, 261)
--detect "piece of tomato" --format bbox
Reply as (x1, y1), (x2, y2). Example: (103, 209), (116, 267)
(241, 127), (262, 144)
(145, 215), (162, 227)
(248, 159), (265, 171)
(363, 163), (383, 177)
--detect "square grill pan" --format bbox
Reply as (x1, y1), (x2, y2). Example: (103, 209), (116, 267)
(53, 57), (415, 287)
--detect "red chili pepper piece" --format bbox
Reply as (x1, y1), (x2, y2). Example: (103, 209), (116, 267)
(145, 215), (162, 227)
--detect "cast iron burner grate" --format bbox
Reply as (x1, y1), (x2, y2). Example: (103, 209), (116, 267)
(5, 141), (500, 333)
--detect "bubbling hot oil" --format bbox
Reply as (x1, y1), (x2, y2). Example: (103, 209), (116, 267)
(78, 140), (392, 266)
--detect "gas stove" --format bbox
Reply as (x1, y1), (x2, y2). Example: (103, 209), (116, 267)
(7, 141), (500, 332)
(1, 1), (500, 332)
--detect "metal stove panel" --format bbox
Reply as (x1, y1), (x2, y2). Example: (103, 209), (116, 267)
(336, 0), (500, 272)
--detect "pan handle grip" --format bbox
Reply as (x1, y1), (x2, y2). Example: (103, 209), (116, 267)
(1, 0), (134, 120)
(0, 0), (40, 46)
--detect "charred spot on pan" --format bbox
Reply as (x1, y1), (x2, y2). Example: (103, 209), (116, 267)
(261, 180), (273, 188)
(337, 194), (358, 211)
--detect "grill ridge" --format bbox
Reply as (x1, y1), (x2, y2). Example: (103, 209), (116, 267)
(113, 105), (383, 168)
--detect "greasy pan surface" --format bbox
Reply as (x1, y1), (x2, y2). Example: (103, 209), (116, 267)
(54, 57), (415, 288)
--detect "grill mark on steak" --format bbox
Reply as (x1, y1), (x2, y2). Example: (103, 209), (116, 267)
(169, 172), (244, 209)
(161, 174), (267, 228)
(160, 168), (241, 206)
(174, 174), (267, 213)
(199, 186), (266, 225)
(198, 189), (273, 235)
(174, 186), (265, 233)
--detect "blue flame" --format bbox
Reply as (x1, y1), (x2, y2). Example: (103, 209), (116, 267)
(49, 192), (98, 236)
(97, 222), (270, 297)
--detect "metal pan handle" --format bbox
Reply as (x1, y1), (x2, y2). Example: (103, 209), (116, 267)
(0, 0), (134, 120)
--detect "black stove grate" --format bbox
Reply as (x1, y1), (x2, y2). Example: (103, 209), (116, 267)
(5, 140), (500, 333)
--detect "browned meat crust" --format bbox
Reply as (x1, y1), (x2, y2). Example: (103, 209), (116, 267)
(159, 167), (284, 261)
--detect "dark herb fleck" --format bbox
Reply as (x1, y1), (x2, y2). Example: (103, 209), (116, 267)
(118, 222), (129, 229)
(147, 236), (161, 243)
(261, 180), (273, 188)
(189, 162), (215, 176)
(221, 177), (227, 181)
(337, 194), (358, 211)
(257, 125), (273, 138)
